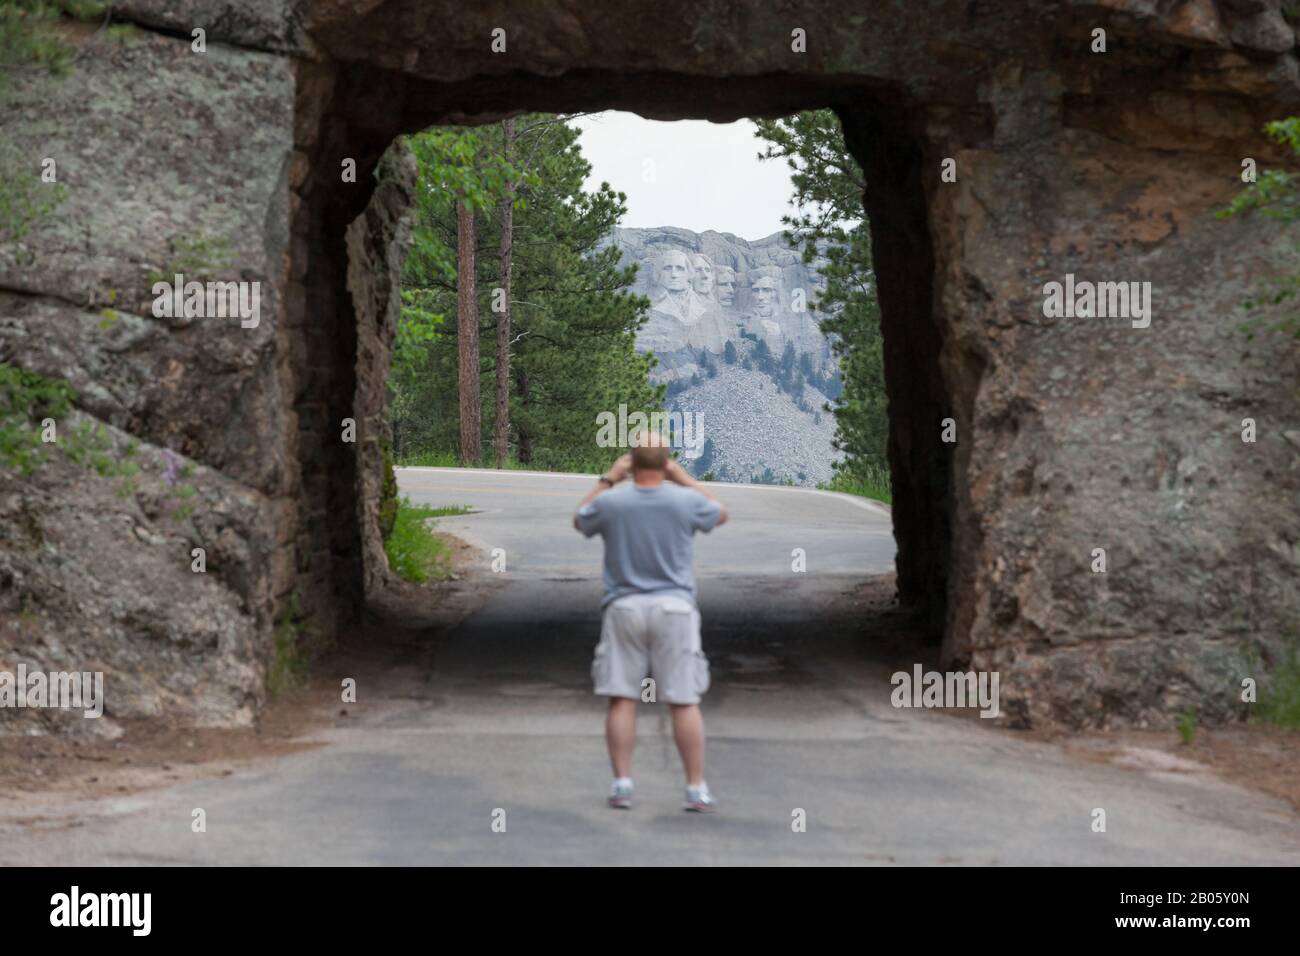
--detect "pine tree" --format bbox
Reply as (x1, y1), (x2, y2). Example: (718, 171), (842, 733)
(755, 110), (888, 482)
(391, 116), (662, 473)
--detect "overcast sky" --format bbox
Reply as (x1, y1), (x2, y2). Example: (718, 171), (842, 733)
(570, 112), (799, 242)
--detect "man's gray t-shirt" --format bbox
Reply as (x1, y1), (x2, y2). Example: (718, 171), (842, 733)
(575, 483), (722, 608)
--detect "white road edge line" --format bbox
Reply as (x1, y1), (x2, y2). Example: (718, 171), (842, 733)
(397, 466), (892, 518)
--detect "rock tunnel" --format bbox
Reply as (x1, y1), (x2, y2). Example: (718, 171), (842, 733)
(1, 0), (1298, 731)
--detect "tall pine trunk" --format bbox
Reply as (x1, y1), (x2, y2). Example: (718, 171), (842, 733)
(494, 118), (515, 469)
(456, 196), (481, 463)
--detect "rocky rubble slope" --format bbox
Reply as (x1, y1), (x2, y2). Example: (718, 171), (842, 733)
(670, 364), (840, 487)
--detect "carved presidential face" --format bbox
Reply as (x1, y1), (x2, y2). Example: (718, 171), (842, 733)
(659, 251), (690, 292)
(690, 255), (714, 296)
(715, 267), (736, 306)
(751, 275), (777, 316)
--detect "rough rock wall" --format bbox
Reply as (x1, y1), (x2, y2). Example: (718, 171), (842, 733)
(346, 145), (417, 601)
(0, 16), (409, 729)
(0, 26), (294, 730)
(2, 0), (1298, 731)
(922, 41), (1300, 727)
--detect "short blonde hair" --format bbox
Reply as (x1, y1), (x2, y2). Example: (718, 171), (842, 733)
(629, 430), (670, 471)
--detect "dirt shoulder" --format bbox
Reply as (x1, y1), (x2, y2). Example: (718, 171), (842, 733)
(846, 577), (1299, 816)
(1054, 724), (1300, 814)
(0, 535), (495, 809)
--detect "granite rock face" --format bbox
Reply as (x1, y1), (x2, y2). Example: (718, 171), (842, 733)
(0, 28), (293, 732)
(347, 146), (418, 601)
(605, 226), (841, 485)
(608, 226), (834, 379)
(670, 364), (841, 486)
(2, 1), (1298, 732)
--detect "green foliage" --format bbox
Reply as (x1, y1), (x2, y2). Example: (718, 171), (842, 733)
(0, 363), (73, 474)
(402, 128), (534, 287)
(391, 116), (663, 473)
(53, 1), (108, 21)
(1218, 117), (1300, 342)
(1254, 641), (1300, 728)
(267, 591), (309, 696)
(105, 22), (139, 44)
(378, 438), (399, 540)
(1175, 706), (1197, 745)
(1, 366), (172, 515)
(0, 2), (74, 84)
(382, 498), (466, 583)
(715, 338), (821, 409)
(396, 448), (460, 468)
(754, 111), (889, 492)
(819, 462), (893, 505)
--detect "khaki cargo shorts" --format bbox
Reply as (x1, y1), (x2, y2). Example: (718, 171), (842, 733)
(591, 593), (710, 705)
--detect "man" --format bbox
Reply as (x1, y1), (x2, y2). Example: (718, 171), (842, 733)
(574, 431), (728, 812)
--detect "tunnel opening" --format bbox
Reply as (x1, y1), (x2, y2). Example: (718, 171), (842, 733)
(284, 59), (964, 672)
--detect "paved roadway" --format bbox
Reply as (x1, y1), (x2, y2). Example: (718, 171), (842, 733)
(2, 468), (1296, 865)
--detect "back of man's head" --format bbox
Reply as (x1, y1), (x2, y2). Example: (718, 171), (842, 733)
(630, 430), (670, 473)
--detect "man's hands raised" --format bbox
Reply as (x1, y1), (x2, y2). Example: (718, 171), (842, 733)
(606, 454), (633, 484)
(663, 457), (696, 488)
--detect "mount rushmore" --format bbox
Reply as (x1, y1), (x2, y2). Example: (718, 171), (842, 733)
(603, 227), (843, 485)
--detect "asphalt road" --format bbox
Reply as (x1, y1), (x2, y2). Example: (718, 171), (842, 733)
(2, 468), (1296, 865)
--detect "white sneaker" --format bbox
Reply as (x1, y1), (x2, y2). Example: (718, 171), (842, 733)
(608, 779), (634, 809)
(683, 782), (716, 812)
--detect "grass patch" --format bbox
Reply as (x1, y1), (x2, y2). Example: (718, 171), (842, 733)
(378, 438), (399, 539)
(819, 463), (892, 505)
(63, 419), (136, 478)
(383, 498), (469, 584)
(395, 447), (605, 473)
(1255, 643), (1300, 728)
(0, 2), (74, 83)
(266, 592), (310, 696)
(0, 363), (72, 474)
(104, 22), (139, 44)
(394, 449), (461, 468)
